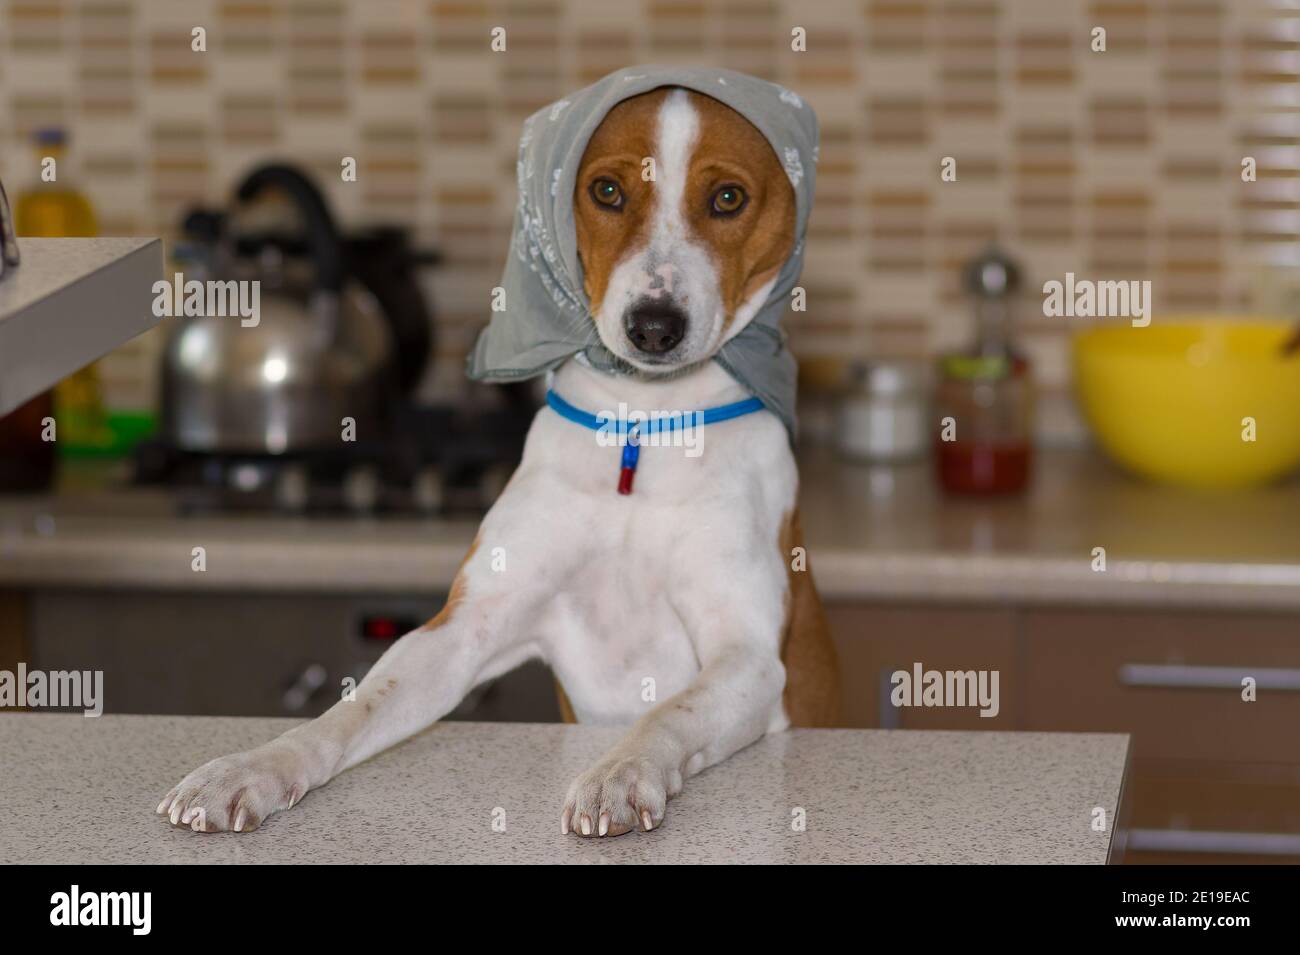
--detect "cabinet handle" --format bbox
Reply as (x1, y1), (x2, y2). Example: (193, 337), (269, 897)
(877, 668), (902, 728)
(1117, 663), (1300, 691)
(1126, 828), (1300, 856)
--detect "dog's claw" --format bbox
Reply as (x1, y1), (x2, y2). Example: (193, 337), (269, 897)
(564, 753), (669, 837)
(157, 741), (311, 833)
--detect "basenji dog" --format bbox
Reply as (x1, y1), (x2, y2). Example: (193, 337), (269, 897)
(157, 86), (839, 839)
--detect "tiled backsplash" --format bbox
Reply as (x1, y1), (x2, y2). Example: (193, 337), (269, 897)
(1, 0), (1295, 435)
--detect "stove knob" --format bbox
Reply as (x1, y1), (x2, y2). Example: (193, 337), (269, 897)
(282, 662), (328, 713)
(274, 463), (309, 512)
(412, 466), (444, 514)
(343, 464), (380, 513)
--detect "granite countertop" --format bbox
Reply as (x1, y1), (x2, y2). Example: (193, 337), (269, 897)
(0, 714), (1129, 864)
(0, 447), (1298, 608)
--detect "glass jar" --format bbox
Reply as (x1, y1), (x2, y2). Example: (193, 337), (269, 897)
(934, 246), (1034, 494)
(934, 355), (1033, 493)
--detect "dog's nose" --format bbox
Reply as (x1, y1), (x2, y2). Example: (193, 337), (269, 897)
(625, 301), (687, 355)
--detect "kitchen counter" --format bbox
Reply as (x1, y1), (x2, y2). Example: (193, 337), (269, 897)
(0, 714), (1129, 864)
(0, 237), (163, 415)
(1, 447), (1298, 608)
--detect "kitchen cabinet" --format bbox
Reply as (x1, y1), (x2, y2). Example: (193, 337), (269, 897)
(824, 600), (1300, 864)
(0, 591), (24, 677)
(1020, 609), (1300, 765)
(825, 604), (1017, 730)
(1121, 761), (1300, 863)
(24, 588), (561, 723)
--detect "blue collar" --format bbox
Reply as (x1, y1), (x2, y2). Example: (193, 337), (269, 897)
(545, 388), (765, 495)
(545, 388), (765, 436)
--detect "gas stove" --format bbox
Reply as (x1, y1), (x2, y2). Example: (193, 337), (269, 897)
(133, 401), (529, 516)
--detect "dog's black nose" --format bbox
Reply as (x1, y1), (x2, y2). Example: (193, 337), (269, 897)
(625, 302), (687, 355)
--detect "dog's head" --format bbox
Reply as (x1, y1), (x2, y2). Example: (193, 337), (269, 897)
(574, 87), (797, 373)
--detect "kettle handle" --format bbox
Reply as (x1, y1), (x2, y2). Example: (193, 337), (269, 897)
(346, 228), (434, 395)
(235, 163), (345, 294)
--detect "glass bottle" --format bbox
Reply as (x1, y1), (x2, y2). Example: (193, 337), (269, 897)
(15, 127), (113, 457)
(15, 128), (97, 236)
(934, 246), (1034, 494)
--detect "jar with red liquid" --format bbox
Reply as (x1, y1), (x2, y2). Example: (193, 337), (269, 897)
(934, 247), (1034, 495)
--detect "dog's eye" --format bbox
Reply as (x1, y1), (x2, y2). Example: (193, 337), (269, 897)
(590, 178), (624, 211)
(710, 185), (747, 217)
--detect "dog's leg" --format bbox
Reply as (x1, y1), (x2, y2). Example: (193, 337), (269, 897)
(562, 642), (785, 837)
(157, 551), (538, 833)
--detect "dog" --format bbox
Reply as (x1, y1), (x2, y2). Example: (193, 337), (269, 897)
(157, 83), (839, 839)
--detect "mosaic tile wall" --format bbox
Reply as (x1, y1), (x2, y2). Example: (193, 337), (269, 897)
(1, 0), (1296, 436)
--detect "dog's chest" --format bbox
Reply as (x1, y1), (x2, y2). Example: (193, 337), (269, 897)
(475, 382), (795, 724)
(540, 536), (702, 725)
(467, 360), (797, 724)
(525, 425), (751, 724)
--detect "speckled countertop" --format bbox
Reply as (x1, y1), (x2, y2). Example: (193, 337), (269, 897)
(0, 714), (1127, 864)
(1, 447), (1298, 607)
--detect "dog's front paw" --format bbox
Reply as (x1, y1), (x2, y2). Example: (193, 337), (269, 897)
(561, 753), (670, 837)
(156, 740), (312, 833)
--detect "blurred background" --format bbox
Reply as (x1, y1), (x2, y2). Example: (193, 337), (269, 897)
(0, 0), (1295, 425)
(1, 0), (1299, 864)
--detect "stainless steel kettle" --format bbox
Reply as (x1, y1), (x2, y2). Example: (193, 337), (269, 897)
(161, 164), (430, 455)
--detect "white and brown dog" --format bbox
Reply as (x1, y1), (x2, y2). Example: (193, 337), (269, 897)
(157, 85), (839, 838)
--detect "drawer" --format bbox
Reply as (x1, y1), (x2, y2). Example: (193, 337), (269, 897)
(826, 603), (1017, 729)
(1022, 608), (1300, 764)
(1120, 759), (1300, 864)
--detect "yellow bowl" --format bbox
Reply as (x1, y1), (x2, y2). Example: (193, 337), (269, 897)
(1072, 319), (1300, 489)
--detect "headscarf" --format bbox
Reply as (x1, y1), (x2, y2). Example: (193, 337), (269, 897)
(466, 64), (818, 440)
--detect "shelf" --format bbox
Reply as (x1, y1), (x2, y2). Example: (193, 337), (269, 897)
(0, 236), (164, 416)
